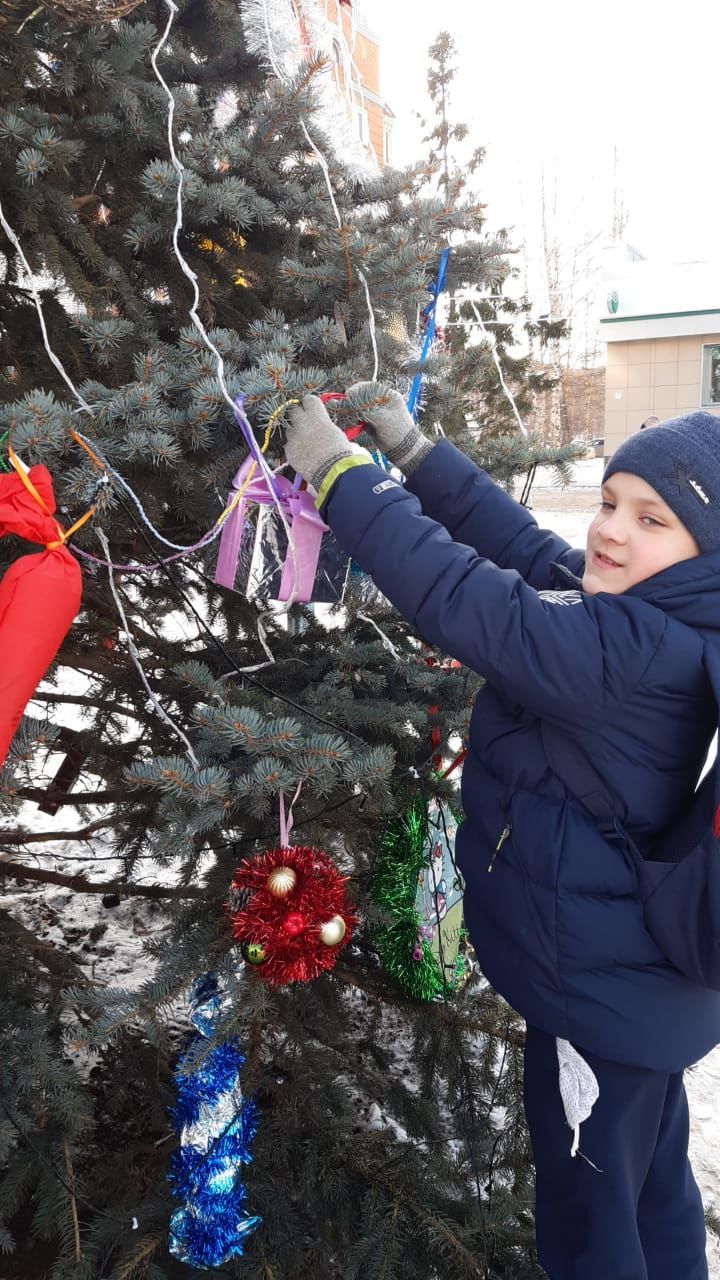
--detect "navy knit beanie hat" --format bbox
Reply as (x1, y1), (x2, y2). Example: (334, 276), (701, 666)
(603, 411), (720, 555)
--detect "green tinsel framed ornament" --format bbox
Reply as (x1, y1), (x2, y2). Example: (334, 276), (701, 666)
(371, 790), (469, 1001)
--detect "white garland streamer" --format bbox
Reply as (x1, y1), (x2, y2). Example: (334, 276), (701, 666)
(243, 0), (380, 380)
(97, 527), (200, 768)
(357, 611), (400, 659)
(0, 201), (206, 770)
(0, 197), (95, 416)
(1, 5), (377, 605)
(0, 37), (296, 767)
(469, 299), (528, 437)
(150, 0), (301, 604)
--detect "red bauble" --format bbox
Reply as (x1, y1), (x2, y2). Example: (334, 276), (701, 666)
(229, 845), (357, 985)
(282, 911), (306, 937)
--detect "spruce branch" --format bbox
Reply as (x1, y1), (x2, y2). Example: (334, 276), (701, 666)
(0, 908), (91, 987)
(0, 816), (120, 843)
(113, 1232), (164, 1280)
(332, 964), (524, 1047)
(62, 1141), (82, 1263)
(70, 193), (103, 213)
(16, 786), (151, 806)
(0, 860), (203, 899)
(30, 691), (140, 715)
(348, 1149), (485, 1277)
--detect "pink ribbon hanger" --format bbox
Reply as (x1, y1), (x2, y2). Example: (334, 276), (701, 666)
(279, 780), (304, 848)
(214, 456), (329, 603)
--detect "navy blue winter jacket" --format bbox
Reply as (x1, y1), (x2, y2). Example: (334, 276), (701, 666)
(320, 439), (720, 1072)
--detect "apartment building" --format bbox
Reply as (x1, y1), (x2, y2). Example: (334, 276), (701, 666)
(325, 0), (393, 167)
(601, 245), (720, 459)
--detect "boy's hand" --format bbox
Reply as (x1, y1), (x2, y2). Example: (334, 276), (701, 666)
(285, 395), (358, 492)
(346, 382), (434, 475)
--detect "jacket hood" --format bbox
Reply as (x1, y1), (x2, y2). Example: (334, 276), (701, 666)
(627, 547), (720, 642)
(552, 551), (720, 642)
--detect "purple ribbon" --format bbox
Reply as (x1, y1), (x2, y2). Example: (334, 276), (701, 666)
(213, 455), (328, 603)
(232, 395), (285, 506)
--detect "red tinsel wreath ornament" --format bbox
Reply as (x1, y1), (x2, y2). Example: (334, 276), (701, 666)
(229, 845), (357, 985)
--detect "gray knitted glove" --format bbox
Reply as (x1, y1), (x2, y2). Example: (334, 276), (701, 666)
(346, 382), (434, 475)
(285, 394), (359, 492)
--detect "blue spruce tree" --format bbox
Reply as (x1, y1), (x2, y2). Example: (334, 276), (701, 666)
(0, 3), (573, 1275)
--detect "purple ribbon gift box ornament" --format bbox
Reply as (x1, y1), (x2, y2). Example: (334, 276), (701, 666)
(214, 456), (329, 604)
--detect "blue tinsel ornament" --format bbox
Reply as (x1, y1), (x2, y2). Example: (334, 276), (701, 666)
(168, 973), (261, 1268)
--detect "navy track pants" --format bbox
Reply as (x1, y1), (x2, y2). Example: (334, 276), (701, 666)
(523, 1025), (708, 1280)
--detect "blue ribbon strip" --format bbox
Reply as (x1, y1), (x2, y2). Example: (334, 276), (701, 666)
(406, 247), (451, 420)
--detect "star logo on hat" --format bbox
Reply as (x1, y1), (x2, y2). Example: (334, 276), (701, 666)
(665, 458), (712, 506)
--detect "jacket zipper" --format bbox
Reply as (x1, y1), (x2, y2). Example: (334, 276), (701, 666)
(488, 824), (511, 873)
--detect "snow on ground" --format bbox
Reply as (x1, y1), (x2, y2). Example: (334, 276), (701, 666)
(531, 456), (606, 495)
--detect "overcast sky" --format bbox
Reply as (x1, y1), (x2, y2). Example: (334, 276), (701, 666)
(361, 0), (719, 272)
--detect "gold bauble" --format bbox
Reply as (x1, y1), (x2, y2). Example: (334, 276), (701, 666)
(319, 914), (346, 947)
(266, 866), (297, 898)
(241, 941), (266, 966)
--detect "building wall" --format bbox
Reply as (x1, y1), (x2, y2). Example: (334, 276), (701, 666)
(604, 334), (720, 458)
(325, 0), (391, 167)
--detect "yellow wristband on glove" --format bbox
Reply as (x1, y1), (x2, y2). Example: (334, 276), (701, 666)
(315, 453), (375, 510)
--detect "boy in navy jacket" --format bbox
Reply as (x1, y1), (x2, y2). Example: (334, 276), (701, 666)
(285, 391), (720, 1280)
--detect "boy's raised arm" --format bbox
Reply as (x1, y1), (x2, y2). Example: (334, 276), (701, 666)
(283, 394), (665, 724)
(345, 383), (584, 588)
(320, 459), (665, 724)
(406, 439), (585, 587)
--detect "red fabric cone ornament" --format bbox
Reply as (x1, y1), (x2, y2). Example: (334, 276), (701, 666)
(0, 464), (82, 767)
(229, 845), (357, 985)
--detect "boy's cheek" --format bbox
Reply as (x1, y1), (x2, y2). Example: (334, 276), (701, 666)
(585, 516), (600, 550)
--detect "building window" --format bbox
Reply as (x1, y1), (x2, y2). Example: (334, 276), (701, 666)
(354, 106), (369, 145)
(332, 37), (347, 88)
(701, 345), (720, 406)
(383, 125), (392, 166)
